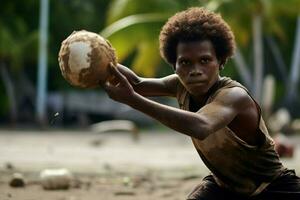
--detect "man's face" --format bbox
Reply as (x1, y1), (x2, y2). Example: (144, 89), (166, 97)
(175, 40), (220, 97)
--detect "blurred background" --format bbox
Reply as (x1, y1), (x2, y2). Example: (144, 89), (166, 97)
(1, 0), (300, 128)
(1, 0), (300, 199)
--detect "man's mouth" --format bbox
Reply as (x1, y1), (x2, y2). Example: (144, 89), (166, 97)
(187, 80), (206, 85)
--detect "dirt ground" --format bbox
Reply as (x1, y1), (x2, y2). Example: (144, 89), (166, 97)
(0, 129), (299, 200)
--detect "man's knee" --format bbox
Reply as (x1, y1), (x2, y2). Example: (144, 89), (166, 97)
(186, 175), (225, 200)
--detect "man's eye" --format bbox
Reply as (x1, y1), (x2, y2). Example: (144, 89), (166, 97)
(180, 60), (190, 65)
(200, 58), (210, 64)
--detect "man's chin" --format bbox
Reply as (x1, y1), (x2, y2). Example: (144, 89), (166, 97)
(187, 87), (209, 96)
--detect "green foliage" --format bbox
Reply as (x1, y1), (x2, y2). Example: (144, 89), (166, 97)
(103, 0), (207, 77)
(101, 13), (169, 76)
(0, 80), (9, 118)
(1, 0), (299, 81)
(106, 0), (201, 25)
(217, 0), (300, 45)
(48, 0), (111, 90)
(1, 0), (300, 119)
(0, 0), (39, 70)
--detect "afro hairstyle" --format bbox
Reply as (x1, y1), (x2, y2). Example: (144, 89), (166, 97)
(159, 7), (235, 68)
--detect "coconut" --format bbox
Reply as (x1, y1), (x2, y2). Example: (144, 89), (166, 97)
(40, 168), (73, 190)
(58, 30), (117, 88)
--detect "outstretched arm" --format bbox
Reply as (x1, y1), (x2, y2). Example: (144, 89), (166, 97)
(104, 66), (249, 140)
(116, 64), (178, 97)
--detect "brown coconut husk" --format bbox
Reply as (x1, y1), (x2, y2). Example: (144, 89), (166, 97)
(58, 30), (117, 88)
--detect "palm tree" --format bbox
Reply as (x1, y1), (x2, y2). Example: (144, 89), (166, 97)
(101, 0), (203, 77)
(211, 0), (269, 102)
(102, 0), (300, 107)
(286, 16), (300, 104)
(0, 0), (39, 123)
(214, 0), (300, 104)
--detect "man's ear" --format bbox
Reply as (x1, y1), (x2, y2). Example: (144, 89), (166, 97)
(219, 64), (224, 71)
(172, 64), (176, 72)
(219, 59), (227, 71)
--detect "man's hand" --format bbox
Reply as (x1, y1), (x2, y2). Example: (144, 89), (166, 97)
(103, 63), (136, 105)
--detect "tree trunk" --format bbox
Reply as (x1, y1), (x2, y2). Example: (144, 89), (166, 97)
(252, 14), (263, 102)
(261, 75), (275, 119)
(0, 62), (18, 123)
(36, 0), (49, 125)
(266, 36), (288, 85)
(20, 69), (36, 102)
(286, 15), (300, 103)
(232, 47), (252, 90)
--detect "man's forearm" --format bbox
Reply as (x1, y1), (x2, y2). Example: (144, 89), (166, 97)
(129, 93), (209, 140)
(116, 64), (141, 85)
(116, 64), (176, 97)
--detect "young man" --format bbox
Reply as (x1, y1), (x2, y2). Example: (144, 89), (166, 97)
(103, 7), (300, 200)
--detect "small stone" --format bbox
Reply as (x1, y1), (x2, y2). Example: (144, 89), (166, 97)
(90, 139), (103, 147)
(114, 191), (135, 196)
(9, 173), (25, 187)
(122, 176), (131, 186)
(70, 178), (82, 189)
(5, 162), (14, 170)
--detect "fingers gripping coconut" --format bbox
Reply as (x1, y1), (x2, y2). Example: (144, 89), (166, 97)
(103, 65), (135, 105)
(58, 30), (117, 88)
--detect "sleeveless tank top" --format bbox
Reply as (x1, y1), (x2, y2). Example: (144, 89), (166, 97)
(176, 76), (285, 196)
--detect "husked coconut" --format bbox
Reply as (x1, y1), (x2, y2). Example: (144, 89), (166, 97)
(40, 168), (73, 190)
(58, 30), (117, 88)
(9, 173), (25, 187)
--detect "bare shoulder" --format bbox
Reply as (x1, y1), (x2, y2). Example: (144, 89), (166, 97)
(161, 74), (179, 84)
(213, 87), (262, 145)
(160, 74), (180, 97)
(212, 87), (254, 110)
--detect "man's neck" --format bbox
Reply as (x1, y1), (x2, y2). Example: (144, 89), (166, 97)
(192, 76), (221, 104)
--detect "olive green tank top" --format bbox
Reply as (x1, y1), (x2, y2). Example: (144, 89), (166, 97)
(176, 76), (285, 196)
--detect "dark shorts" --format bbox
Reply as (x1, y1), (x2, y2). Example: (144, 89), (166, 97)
(187, 169), (300, 200)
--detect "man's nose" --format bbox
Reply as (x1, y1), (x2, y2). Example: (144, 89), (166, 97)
(189, 68), (203, 76)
